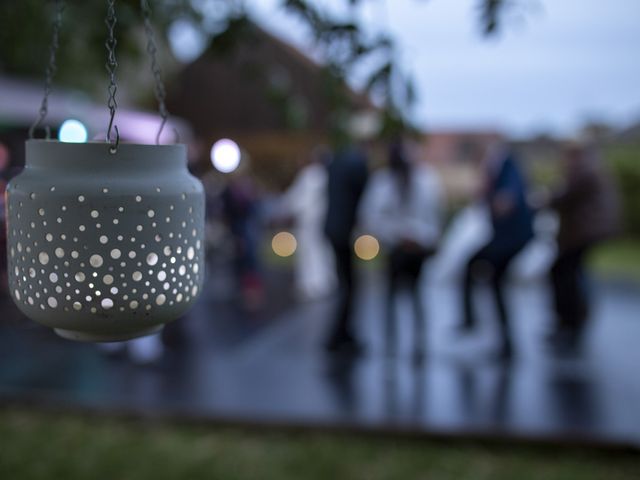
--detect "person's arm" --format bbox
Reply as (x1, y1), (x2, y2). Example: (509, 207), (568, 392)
(549, 169), (596, 210)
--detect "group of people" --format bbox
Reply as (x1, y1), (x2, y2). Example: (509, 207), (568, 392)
(284, 135), (619, 361)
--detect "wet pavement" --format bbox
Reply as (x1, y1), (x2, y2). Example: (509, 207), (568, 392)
(0, 262), (639, 449)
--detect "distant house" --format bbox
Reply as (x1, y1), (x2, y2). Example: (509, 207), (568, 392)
(419, 130), (504, 202)
(166, 22), (373, 187)
(421, 130), (503, 165)
(615, 120), (640, 144)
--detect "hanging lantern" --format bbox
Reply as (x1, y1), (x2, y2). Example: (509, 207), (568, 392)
(5, 0), (205, 341)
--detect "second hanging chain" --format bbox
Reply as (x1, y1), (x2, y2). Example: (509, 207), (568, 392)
(105, 0), (119, 153)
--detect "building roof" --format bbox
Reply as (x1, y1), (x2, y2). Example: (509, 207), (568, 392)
(166, 21), (373, 139)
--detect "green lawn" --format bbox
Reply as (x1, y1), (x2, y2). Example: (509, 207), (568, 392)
(0, 408), (638, 480)
(590, 238), (640, 282)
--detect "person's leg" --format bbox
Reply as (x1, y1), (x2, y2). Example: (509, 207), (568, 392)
(489, 259), (513, 359)
(342, 244), (356, 336)
(489, 242), (530, 359)
(550, 251), (572, 332)
(385, 249), (401, 357)
(551, 247), (589, 350)
(326, 241), (357, 350)
(461, 247), (488, 331)
(407, 252), (427, 361)
(571, 247), (590, 341)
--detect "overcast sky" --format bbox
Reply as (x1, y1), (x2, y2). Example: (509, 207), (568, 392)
(239, 0), (640, 137)
(171, 1), (640, 137)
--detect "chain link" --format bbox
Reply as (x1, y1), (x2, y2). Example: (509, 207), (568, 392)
(105, 0), (119, 152)
(140, 0), (173, 145)
(29, 0), (65, 139)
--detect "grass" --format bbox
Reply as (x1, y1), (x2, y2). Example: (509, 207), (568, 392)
(0, 408), (638, 480)
(590, 238), (640, 282)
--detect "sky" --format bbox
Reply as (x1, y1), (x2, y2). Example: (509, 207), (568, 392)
(174, 0), (640, 138)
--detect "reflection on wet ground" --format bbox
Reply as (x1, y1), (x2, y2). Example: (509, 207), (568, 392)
(0, 265), (639, 448)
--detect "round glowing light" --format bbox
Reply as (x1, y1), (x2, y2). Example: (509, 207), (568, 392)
(210, 138), (241, 173)
(272, 231), (297, 257)
(354, 234), (379, 261)
(58, 119), (88, 143)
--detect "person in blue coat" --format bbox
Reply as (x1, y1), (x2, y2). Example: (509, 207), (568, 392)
(459, 145), (534, 359)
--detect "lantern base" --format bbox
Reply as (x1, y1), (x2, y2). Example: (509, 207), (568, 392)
(54, 325), (164, 343)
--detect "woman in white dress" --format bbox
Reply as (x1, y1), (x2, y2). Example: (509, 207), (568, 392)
(282, 150), (336, 301)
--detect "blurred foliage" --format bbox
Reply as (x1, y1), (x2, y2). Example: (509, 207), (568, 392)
(527, 160), (560, 189)
(606, 144), (640, 237)
(0, 0), (521, 140)
(0, 0), (204, 95)
(590, 238), (640, 282)
(1, 408), (639, 480)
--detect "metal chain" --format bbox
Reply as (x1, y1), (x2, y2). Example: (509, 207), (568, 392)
(105, 0), (119, 153)
(29, 0), (65, 139)
(140, 0), (172, 145)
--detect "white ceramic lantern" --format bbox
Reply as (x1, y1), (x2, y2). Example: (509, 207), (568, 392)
(6, 141), (205, 341)
(6, 0), (205, 341)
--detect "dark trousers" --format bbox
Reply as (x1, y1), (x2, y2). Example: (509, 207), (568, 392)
(327, 240), (356, 343)
(550, 246), (589, 338)
(462, 242), (523, 350)
(386, 247), (431, 356)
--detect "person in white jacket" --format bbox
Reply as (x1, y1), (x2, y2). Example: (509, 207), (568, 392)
(359, 140), (444, 360)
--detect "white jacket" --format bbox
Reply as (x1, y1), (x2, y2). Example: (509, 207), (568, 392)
(359, 164), (444, 250)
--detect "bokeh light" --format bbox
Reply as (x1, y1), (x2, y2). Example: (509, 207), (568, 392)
(58, 119), (88, 143)
(354, 234), (379, 261)
(272, 231), (297, 257)
(211, 138), (241, 173)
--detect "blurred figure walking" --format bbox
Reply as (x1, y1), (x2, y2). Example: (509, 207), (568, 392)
(222, 168), (264, 311)
(281, 147), (336, 301)
(459, 144), (534, 359)
(324, 145), (369, 354)
(0, 179), (7, 296)
(546, 143), (620, 354)
(360, 140), (444, 361)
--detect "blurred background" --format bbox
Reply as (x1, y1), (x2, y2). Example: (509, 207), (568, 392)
(1, 1), (639, 478)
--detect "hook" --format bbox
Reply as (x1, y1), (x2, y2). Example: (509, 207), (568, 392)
(155, 116), (167, 145)
(155, 117), (180, 145)
(29, 121), (51, 140)
(106, 106), (119, 154)
(108, 124), (119, 154)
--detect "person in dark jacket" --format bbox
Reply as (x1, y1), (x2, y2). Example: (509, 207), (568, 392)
(547, 144), (620, 353)
(222, 170), (264, 311)
(324, 146), (369, 353)
(459, 145), (534, 359)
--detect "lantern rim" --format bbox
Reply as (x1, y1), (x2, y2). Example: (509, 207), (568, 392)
(24, 139), (188, 174)
(26, 139), (186, 149)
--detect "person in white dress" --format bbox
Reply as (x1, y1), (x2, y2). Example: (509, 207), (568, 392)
(282, 148), (336, 301)
(359, 140), (444, 360)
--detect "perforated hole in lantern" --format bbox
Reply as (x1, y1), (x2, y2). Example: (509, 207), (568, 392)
(101, 298), (114, 310)
(90, 255), (103, 268)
